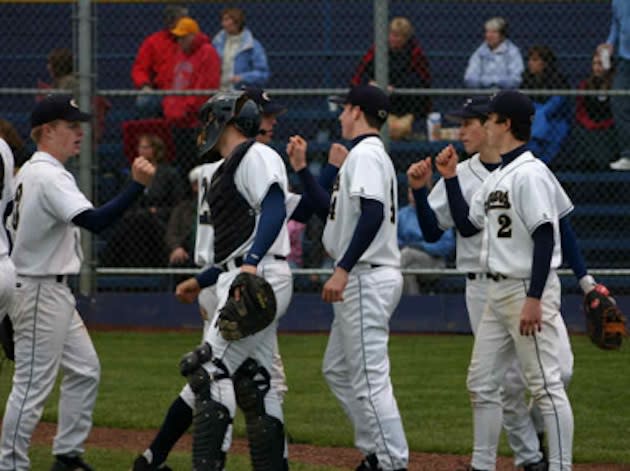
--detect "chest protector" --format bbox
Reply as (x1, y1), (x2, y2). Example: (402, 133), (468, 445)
(207, 140), (257, 263)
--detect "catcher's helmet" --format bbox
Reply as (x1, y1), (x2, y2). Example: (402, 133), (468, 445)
(197, 91), (261, 162)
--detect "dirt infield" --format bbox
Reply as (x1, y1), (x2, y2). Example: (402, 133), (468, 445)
(32, 422), (629, 470)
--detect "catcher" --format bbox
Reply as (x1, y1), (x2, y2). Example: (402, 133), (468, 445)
(172, 91), (335, 470)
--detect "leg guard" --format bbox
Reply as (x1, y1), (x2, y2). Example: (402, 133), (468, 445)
(233, 358), (286, 471)
(180, 343), (230, 470)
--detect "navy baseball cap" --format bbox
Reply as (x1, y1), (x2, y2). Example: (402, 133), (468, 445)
(243, 87), (287, 115)
(444, 96), (490, 123)
(482, 90), (535, 126)
(329, 85), (390, 122)
(31, 95), (91, 128)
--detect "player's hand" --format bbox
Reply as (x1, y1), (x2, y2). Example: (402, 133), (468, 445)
(286, 135), (308, 172)
(328, 143), (349, 168)
(199, 306), (209, 321)
(175, 277), (201, 304)
(240, 264), (257, 275)
(169, 247), (189, 265)
(131, 156), (156, 187)
(520, 297), (542, 336)
(322, 267), (349, 303)
(597, 43), (613, 55)
(407, 157), (433, 190)
(434, 145), (459, 179)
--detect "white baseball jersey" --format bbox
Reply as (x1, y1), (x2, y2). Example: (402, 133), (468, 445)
(195, 161), (222, 267)
(0, 139), (15, 259)
(428, 153), (491, 273)
(468, 151), (573, 278)
(10, 151), (93, 275)
(323, 136), (400, 267)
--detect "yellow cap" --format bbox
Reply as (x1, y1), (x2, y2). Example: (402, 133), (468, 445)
(171, 17), (200, 37)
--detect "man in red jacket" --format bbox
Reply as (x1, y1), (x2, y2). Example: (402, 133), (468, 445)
(131, 4), (188, 119)
(164, 16), (221, 175)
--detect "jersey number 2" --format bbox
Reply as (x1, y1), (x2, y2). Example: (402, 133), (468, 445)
(497, 214), (512, 238)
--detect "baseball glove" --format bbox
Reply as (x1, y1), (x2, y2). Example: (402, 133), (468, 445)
(584, 285), (627, 350)
(216, 272), (277, 341)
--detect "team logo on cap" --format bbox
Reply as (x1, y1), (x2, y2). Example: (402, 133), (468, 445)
(262, 92), (271, 102)
(378, 109), (387, 119)
(70, 99), (79, 109)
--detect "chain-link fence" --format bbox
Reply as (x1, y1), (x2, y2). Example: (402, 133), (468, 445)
(0, 1), (627, 295)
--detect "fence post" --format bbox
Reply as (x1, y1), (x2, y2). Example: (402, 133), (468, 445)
(77, 0), (95, 296)
(373, 0), (389, 149)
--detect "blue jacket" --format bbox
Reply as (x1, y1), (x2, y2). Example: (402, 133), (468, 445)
(464, 39), (524, 89)
(397, 205), (455, 259)
(212, 28), (270, 88)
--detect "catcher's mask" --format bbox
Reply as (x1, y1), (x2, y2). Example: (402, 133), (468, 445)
(197, 91), (261, 162)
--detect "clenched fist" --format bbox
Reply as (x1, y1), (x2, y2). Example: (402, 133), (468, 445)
(328, 143), (349, 167)
(286, 135), (308, 171)
(434, 144), (459, 179)
(131, 156), (156, 187)
(407, 157), (433, 190)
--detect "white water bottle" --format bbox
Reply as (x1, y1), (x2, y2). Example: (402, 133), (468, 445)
(426, 112), (442, 142)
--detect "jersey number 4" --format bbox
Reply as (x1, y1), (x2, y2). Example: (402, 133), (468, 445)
(497, 213), (512, 238)
(11, 183), (23, 230)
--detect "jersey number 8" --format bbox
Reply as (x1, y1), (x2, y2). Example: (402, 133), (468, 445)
(11, 183), (23, 231)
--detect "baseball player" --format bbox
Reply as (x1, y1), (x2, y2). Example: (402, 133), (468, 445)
(0, 133), (16, 360)
(0, 95), (155, 471)
(408, 95), (607, 470)
(319, 84), (408, 471)
(131, 88), (341, 470)
(169, 90), (304, 470)
(435, 90), (574, 471)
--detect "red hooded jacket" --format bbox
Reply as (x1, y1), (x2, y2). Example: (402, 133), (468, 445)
(131, 29), (179, 90)
(162, 33), (221, 127)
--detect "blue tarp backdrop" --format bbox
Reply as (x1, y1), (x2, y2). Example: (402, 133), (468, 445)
(78, 293), (629, 335)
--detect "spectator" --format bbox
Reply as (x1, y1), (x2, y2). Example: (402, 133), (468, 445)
(287, 219), (306, 269)
(38, 47), (111, 149)
(398, 188), (455, 294)
(131, 3), (188, 119)
(352, 16), (431, 140)
(521, 44), (571, 164)
(600, 0), (630, 171)
(464, 17), (524, 90)
(213, 7), (270, 90)
(166, 166), (201, 279)
(101, 134), (186, 267)
(163, 17), (220, 126)
(164, 16), (220, 175)
(572, 50), (617, 170)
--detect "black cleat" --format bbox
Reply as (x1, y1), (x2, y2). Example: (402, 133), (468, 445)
(130, 455), (174, 471)
(524, 458), (548, 471)
(356, 453), (380, 471)
(50, 454), (95, 471)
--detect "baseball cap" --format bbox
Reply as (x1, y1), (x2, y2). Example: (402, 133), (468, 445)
(444, 96), (490, 123)
(31, 95), (92, 129)
(244, 87), (287, 115)
(329, 84), (390, 122)
(482, 90), (535, 126)
(171, 17), (200, 37)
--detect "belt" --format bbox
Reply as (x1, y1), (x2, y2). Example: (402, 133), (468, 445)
(467, 272), (507, 282)
(16, 274), (68, 284)
(218, 255), (286, 272)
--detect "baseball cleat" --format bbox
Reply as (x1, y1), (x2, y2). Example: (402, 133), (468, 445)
(50, 454), (95, 471)
(355, 453), (380, 471)
(131, 455), (174, 471)
(523, 458), (548, 471)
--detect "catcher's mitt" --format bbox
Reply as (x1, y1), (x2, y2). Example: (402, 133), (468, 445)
(217, 272), (276, 341)
(584, 285), (627, 350)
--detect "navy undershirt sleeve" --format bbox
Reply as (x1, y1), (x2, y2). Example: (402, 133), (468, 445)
(559, 217), (587, 280)
(318, 163), (339, 192)
(337, 198), (384, 272)
(72, 181), (145, 234)
(528, 222), (554, 299)
(195, 265), (223, 289)
(412, 187), (444, 242)
(244, 183), (286, 266)
(290, 164), (339, 222)
(444, 177), (480, 237)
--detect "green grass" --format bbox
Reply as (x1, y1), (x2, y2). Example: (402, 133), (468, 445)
(1, 332), (629, 466)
